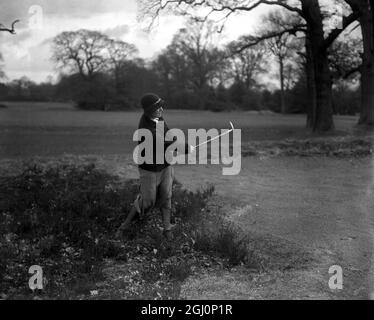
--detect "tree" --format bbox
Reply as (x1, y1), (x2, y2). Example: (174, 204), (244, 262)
(268, 35), (290, 113)
(153, 47), (186, 103)
(156, 19), (224, 109)
(228, 44), (268, 90)
(115, 58), (160, 106)
(180, 20), (222, 93)
(235, 0), (358, 130)
(105, 39), (138, 95)
(0, 53), (6, 81)
(51, 30), (121, 109)
(329, 36), (362, 83)
(261, 10), (302, 113)
(140, 0), (360, 131)
(344, 0), (374, 126)
(7, 76), (34, 100)
(224, 43), (268, 109)
(52, 30), (110, 81)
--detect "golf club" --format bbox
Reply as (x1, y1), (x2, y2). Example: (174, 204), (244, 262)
(193, 121), (234, 149)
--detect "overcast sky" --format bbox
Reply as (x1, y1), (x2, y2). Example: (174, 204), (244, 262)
(0, 0), (273, 83)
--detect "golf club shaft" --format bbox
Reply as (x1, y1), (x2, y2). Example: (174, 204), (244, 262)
(194, 129), (233, 148)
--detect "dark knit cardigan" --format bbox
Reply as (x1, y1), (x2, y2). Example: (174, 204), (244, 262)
(137, 114), (188, 172)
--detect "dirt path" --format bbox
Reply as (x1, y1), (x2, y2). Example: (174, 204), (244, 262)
(174, 156), (374, 299)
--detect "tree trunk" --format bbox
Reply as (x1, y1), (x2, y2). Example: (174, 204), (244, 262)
(313, 48), (334, 131)
(302, 0), (334, 131)
(305, 36), (317, 129)
(279, 56), (287, 114)
(358, 2), (374, 126)
(114, 67), (121, 95)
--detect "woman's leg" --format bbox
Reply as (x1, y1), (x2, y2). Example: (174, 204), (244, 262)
(116, 169), (157, 237)
(158, 166), (174, 233)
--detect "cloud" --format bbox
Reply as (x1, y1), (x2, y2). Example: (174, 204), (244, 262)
(8, 29), (33, 42)
(2, 39), (54, 82)
(0, 0), (137, 21)
(103, 24), (131, 39)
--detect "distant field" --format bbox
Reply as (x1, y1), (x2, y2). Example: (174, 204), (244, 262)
(0, 101), (360, 158)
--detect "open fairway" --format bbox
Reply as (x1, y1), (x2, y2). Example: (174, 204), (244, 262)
(1, 101), (373, 299)
(0, 101), (359, 158)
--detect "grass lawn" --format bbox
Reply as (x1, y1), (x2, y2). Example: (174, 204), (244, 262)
(0, 101), (361, 158)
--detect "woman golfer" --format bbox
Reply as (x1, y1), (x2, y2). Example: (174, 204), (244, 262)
(116, 93), (194, 240)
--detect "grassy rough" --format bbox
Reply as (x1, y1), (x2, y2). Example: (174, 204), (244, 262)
(0, 163), (256, 299)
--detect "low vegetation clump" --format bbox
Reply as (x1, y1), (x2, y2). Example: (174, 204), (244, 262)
(242, 136), (373, 158)
(0, 163), (257, 299)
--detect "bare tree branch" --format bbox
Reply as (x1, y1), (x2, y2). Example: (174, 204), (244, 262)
(323, 11), (361, 49)
(260, 0), (304, 16)
(231, 24), (307, 54)
(343, 65), (361, 78)
(140, 0), (305, 31)
(0, 20), (20, 34)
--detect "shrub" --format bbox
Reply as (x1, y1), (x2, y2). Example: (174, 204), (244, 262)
(164, 261), (192, 281)
(75, 100), (105, 110)
(0, 164), (138, 243)
(172, 182), (215, 223)
(242, 137), (373, 158)
(194, 222), (248, 266)
(103, 96), (136, 111)
(0, 163), (137, 297)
